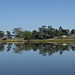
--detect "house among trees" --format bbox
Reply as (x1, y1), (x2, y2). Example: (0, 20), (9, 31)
(40, 33), (50, 39)
(4, 35), (16, 39)
(62, 35), (67, 37)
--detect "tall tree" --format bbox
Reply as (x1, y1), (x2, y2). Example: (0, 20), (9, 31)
(13, 27), (22, 35)
(0, 31), (4, 38)
(71, 29), (75, 34)
(24, 30), (32, 40)
(7, 31), (11, 39)
(47, 26), (55, 38)
(13, 27), (23, 37)
(17, 31), (24, 38)
(54, 29), (62, 36)
(42, 25), (47, 34)
(39, 25), (47, 33)
(32, 30), (38, 39)
(59, 26), (63, 32)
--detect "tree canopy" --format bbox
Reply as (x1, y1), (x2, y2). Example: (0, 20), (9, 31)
(0, 25), (75, 40)
(0, 31), (4, 38)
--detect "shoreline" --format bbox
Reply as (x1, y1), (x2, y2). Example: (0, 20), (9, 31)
(0, 39), (75, 43)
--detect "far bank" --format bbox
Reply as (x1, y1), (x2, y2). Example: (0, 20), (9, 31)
(0, 39), (75, 43)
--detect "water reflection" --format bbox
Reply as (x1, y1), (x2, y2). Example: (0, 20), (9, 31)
(7, 43), (12, 51)
(0, 43), (75, 56)
(0, 43), (5, 51)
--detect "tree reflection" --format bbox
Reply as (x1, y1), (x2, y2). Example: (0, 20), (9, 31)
(0, 43), (75, 56)
(13, 43), (32, 54)
(71, 44), (75, 51)
(7, 43), (12, 51)
(0, 43), (5, 51)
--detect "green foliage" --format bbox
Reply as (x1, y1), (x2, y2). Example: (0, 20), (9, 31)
(2, 25), (74, 40)
(0, 31), (4, 38)
(32, 30), (38, 39)
(13, 27), (23, 37)
(7, 31), (11, 38)
(59, 26), (63, 31)
(71, 29), (75, 34)
(54, 29), (63, 36)
(17, 31), (24, 38)
(13, 27), (22, 35)
(13, 28), (32, 39)
(23, 30), (32, 40)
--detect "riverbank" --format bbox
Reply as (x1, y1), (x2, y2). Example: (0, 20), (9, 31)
(0, 39), (75, 43)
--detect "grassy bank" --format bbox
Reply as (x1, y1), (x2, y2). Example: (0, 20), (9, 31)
(0, 39), (75, 43)
(28, 39), (75, 43)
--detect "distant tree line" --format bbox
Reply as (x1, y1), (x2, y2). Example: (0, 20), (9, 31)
(0, 25), (75, 39)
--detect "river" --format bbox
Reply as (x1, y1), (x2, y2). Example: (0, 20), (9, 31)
(0, 43), (75, 75)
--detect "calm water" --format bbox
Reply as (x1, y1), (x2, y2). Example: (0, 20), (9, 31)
(0, 43), (75, 75)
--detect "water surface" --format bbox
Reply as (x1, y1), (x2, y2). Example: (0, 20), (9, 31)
(0, 43), (75, 75)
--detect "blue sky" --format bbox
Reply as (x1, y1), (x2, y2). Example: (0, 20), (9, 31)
(0, 0), (75, 33)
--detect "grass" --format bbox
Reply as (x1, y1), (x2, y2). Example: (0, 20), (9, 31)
(0, 38), (75, 43)
(28, 39), (75, 43)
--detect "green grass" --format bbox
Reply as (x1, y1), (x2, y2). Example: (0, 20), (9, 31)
(0, 38), (75, 43)
(24, 39), (75, 43)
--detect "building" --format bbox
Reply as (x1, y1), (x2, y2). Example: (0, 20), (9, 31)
(4, 35), (16, 39)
